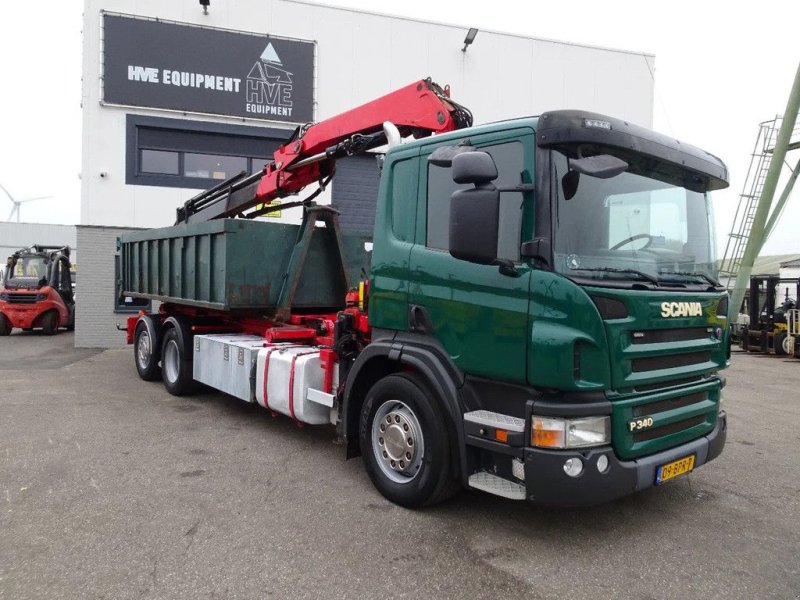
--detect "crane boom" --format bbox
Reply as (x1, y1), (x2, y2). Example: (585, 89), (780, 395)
(176, 78), (472, 224)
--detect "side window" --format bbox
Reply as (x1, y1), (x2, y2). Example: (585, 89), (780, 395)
(426, 141), (524, 261)
(390, 158), (417, 242)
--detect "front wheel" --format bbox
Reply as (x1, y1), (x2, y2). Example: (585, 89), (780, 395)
(359, 373), (458, 508)
(41, 311), (59, 335)
(775, 331), (789, 356)
(161, 326), (196, 396)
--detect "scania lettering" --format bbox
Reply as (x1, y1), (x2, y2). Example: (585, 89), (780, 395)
(661, 301), (704, 318)
(120, 78), (729, 507)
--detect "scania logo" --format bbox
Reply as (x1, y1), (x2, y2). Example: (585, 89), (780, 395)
(660, 301), (703, 318)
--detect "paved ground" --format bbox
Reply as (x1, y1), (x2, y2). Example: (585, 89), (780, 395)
(0, 338), (798, 600)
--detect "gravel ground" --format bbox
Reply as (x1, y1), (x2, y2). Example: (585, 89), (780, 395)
(0, 335), (798, 599)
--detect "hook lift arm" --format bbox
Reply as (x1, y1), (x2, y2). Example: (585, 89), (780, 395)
(175, 78), (472, 224)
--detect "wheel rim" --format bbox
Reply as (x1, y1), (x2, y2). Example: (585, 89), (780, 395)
(163, 339), (180, 384)
(782, 335), (791, 354)
(371, 399), (425, 485)
(136, 330), (151, 370)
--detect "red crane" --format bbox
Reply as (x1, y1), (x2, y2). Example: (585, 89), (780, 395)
(176, 78), (472, 224)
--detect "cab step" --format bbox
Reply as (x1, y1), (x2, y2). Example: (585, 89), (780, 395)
(468, 471), (526, 501)
(463, 410), (525, 432)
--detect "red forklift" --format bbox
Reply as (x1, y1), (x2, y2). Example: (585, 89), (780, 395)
(0, 245), (75, 335)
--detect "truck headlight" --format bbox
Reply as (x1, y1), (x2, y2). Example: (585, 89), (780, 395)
(532, 415), (610, 449)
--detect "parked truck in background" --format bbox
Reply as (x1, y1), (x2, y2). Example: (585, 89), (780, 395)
(120, 78), (730, 507)
(0, 245), (75, 335)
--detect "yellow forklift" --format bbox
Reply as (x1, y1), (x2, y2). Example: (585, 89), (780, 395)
(742, 275), (799, 355)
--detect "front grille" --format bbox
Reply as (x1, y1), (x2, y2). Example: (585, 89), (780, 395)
(633, 415), (705, 442)
(633, 376), (703, 393)
(6, 293), (37, 304)
(633, 391), (707, 416)
(630, 327), (710, 344)
(631, 351), (710, 372)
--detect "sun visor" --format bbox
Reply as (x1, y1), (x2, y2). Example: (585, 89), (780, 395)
(536, 110), (729, 192)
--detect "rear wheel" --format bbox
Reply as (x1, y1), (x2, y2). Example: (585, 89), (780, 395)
(0, 314), (10, 336)
(161, 326), (196, 396)
(41, 311), (59, 335)
(359, 373), (458, 508)
(134, 323), (161, 381)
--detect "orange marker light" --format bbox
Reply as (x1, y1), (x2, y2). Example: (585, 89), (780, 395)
(495, 429), (508, 443)
(531, 417), (566, 449)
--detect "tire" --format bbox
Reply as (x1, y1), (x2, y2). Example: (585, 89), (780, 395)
(359, 373), (459, 508)
(0, 314), (10, 336)
(775, 331), (789, 356)
(134, 322), (162, 381)
(41, 311), (59, 335)
(161, 326), (196, 396)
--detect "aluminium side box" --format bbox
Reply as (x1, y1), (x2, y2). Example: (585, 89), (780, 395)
(118, 219), (370, 312)
(193, 334), (266, 402)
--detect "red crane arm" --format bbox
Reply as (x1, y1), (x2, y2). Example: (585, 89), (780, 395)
(176, 78), (471, 224)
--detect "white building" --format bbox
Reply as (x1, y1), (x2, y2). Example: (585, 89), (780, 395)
(0, 222), (77, 286)
(78, 0), (656, 347)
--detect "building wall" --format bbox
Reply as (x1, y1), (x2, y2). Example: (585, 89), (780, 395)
(0, 222), (77, 286)
(74, 225), (142, 348)
(0, 222), (77, 262)
(81, 0), (655, 230)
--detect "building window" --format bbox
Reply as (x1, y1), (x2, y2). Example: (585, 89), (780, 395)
(426, 141), (525, 261)
(140, 149), (180, 175)
(184, 153), (248, 180)
(126, 115), (289, 189)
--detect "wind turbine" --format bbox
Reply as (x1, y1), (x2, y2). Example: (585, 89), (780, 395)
(0, 182), (53, 223)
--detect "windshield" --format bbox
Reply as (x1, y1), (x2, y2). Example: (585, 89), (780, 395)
(9, 256), (48, 280)
(551, 150), (718, 288)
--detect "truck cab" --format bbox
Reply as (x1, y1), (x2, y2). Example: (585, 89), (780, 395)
(354, 111), (728, 505)
(0, 246), (75, 336)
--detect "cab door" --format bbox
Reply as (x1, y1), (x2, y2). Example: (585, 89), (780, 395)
(408, 129), (534, 384)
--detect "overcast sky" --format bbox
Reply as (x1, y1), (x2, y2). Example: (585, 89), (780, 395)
(0, 1), (798, 256)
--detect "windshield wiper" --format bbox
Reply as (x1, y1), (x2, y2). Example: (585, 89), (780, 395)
(659, 271), (722, 288)
(572, 267), (659, 285)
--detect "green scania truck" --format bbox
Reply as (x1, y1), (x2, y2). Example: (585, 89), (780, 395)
(120, 80), (729, 507)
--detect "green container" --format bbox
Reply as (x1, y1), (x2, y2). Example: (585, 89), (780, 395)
(119, 219), (370, 312)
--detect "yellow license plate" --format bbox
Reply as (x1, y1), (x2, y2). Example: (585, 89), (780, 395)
(656, 454), (695, 485)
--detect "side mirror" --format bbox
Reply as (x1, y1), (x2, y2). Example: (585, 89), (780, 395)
(568, 154), (628, 179)
(449, 152), (499, 265)
(452, 151), (498, 185)
(562, 154), (628, 200)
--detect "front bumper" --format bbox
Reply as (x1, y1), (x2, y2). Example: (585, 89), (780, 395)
(523, 410), (726, 506)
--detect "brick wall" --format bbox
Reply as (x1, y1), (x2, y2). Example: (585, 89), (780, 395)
(75, 225), (144, 348)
